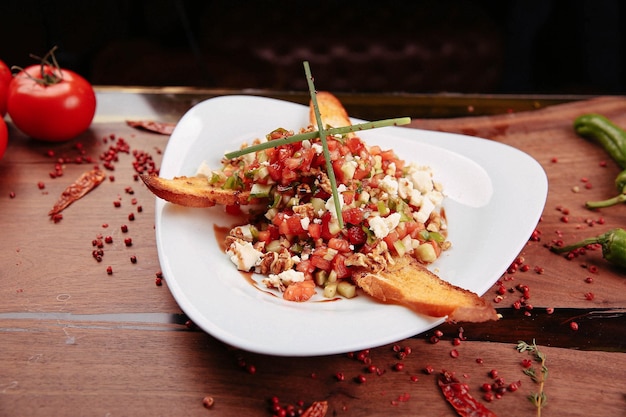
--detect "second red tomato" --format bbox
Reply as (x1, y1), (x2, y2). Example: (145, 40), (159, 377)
(0, 59), (11, 116)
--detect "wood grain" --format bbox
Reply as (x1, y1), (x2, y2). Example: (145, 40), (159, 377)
(1, 93), (625, 417)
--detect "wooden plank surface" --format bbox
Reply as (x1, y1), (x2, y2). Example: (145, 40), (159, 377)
(1, 94), (625, 417)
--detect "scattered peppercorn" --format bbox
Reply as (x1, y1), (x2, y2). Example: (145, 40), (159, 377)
(202, 396), (214, 409)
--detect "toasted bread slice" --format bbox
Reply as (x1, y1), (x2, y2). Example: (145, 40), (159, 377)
(140, 174), (253, 207)
(309, 91), (353, 132)
(354, 255), (498, 322)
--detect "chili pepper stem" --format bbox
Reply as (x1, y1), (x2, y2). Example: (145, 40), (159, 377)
(550, 228), (626, 268)
(551, 236), (603, 254)
(586, 192), (626, 209)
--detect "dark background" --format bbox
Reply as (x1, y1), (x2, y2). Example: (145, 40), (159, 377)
(1, 0), (623, 94)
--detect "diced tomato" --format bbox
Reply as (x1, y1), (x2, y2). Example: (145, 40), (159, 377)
(380, 149), (397, 161)
(342, 190), (355, 205)
(257, 230), (272, 244)
(267, 162), (283, 182)
(296, 258), (316, 275)
(281, 167), (299, 185)
(326, 138), (340, 151)
(328, 237), (351, 253)
(332, 159), (346, 183)
(353, 160), (372, 180)
(267, 224), (280, 241)
(404, 220), (423, 238)
(346, 225), (367, 245)
(264, 147), (276, 160)
(428, 240), (442, 258)
(272, 212), (287, 226)
(396, 221), (408, 239)
(285, 215), (307, 235)
(278, 220), (290, 236)
(277, 147), (293, 162)
(346, 136), (366, 154)
(300, 148), (315, 171)
(342, 207), (364, 225)
(394, 158), (405, 172)
(383, 229), (400, 249)
(284, 157), (302, 170)
(331, 253), (350, 279)
(313, 153), (327, 169)
(310, 251), (332, 271)
(308, 222), (322, 240)
(320, 211), (340, 240)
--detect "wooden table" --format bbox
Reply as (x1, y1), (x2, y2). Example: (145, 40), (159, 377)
(1, 89), (624, 417)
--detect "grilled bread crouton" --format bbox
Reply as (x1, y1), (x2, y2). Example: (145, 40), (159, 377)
(354, 255), (498, 323)
(140, 174), (252, 207)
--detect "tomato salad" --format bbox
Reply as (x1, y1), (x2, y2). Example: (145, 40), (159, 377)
(201, 126), (449, 302)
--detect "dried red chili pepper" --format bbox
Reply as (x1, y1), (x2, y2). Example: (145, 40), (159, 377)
(438, 371), (497, 417)
(300, 401), (328, 417)
(48, 168), (106, 216)
(126, 120), (176, 135)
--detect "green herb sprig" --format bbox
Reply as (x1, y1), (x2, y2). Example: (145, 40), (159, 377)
(223, 61), (411, 229)
(517, 340), (548, 416)
(223, 118), (410, 160)
(304, 61), (344, 227)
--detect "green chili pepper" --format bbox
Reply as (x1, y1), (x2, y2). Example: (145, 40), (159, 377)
(574, 114), (626, 169)
(550, 228), (626, 268)
(586, 169), (626, 208)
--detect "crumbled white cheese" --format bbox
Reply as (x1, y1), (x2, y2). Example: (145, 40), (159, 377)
(230, 224), (255, 241)
(368, 212), (401, 239)
(409, 168), (434, 194)
(409, 189), (423, 207)
(312, 143), (323, 154)
(325, 184), (347, 218)
(397, 177), (413, 200)
(427, 190), (444, 206)
(270, 269), (305, 286)
(300, 216), (310, 231)
(379, 175), (399, 196)
(341, 160), (358, 181)
(226, 240), (263, 271)
(414, 197), (435, 223)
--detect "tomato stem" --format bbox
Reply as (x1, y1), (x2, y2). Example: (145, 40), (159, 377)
(12, 45), (64, 86)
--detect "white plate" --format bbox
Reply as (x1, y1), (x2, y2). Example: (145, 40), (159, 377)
(154, 95), (547, 357)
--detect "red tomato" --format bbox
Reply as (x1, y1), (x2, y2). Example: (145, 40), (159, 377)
(331, 253), (350, 279)
(0, 59), (11, 116)
(7, 64), (96, 141)
(328, 237), (351, 253)
(342, 207), (364, 225)
(0, 117), (7, 159)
